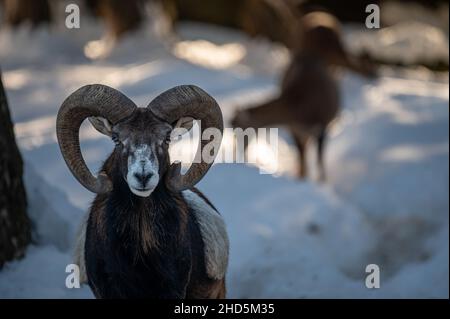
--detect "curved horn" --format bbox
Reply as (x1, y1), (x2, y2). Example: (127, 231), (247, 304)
(56, 84), (136, 193)
(148, 85), (223, 191)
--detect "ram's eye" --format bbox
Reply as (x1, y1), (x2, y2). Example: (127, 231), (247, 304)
(163, 134), (171, 145)
(111, 133), (122, 146)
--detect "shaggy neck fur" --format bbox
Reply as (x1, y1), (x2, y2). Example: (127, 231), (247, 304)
(106, 161), (188, 257)
(86, 156), (194, 298)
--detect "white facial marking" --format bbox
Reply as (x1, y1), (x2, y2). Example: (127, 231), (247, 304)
(130, 188), (153, 197)
(126, 144), (160, 197)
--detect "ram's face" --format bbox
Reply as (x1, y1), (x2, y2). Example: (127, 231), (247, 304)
(59, 85), (222, 196)
(231, 109), (253, 130)
(111, 110), (172, 197)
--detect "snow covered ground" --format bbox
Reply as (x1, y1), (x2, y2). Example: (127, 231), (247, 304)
(0, 12), (448, 298)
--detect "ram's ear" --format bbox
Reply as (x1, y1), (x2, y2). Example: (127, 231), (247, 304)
(174, 117), (194, 131)
(88, 116), (113, 137)
(171, 117), (194, 141)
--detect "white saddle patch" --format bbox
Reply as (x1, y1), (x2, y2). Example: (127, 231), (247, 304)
(74, 191), (229, 284)
(182, 190), (229, 280)
(73, 212), (88, 284)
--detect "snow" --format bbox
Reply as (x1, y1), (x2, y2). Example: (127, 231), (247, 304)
(0, 10), (448, 298)
(345, 1), (449, 66)
(345, 21), (449, 66)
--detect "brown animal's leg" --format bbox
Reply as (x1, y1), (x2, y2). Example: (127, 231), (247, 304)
(317, 128), (327, 182)
(214, 278), (226, 299)
(187, 278), (226, 299)
(292, 130), (309, 179)
(204, 278), (226, 299)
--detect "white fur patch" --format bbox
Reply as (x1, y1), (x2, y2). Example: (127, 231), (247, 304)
(74, 190), (229, 283)
(126, 144), (159, 197)
(182, 190), (229, 280)
(129, 188), (153, 197)
(73, 212), (88, 285)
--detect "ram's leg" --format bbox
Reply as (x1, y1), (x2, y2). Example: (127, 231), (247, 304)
(186, 278), (226, 299)
(317, 128), (327, 182)
(73, 212), (89, 284)
(292, 129), (309, 179)
(207, 278), (226, 299)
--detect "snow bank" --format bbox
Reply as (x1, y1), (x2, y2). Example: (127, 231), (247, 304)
(344, 1), (449, 67)
(0, 245), (92, 298)
(345, 22), (449, 66)
(24, 161), (83, 251)
(199, 164), (377, 298)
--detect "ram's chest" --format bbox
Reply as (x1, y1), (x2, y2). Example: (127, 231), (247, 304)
(84, 198), (193, 298)
(85, 222), (192, 298)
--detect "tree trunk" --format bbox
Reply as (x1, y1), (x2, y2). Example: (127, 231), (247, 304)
(0, 70), (31, 268)
(3, 0), (52, 27)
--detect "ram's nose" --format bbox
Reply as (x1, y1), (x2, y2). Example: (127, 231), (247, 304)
(133, 172), (153, 187)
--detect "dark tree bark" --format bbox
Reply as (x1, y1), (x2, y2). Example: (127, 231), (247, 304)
(0, 70), (31, 268)
(3, 0), (52, 27)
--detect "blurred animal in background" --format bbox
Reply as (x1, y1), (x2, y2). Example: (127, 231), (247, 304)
(0, 0), (146, 59)
(82, 0), (145, 58)
(85, 0), (144, 39)
(0, 0), (143, 38)
(57, 84), (228, 298)
(1, 0), (52, 27)
(296, 11), (377, 77)
(232, 11), (377, 181)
